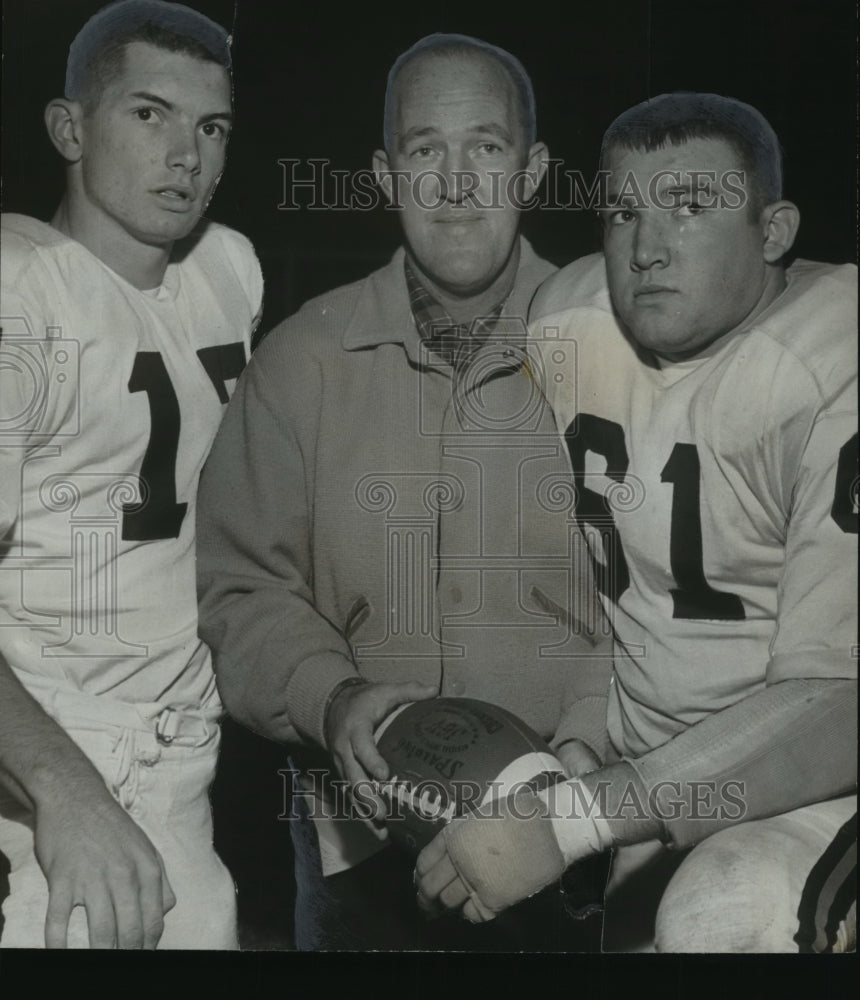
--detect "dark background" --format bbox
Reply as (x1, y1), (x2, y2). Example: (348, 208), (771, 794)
(3, 0), (857, 333)
(2, 0), (857, 952)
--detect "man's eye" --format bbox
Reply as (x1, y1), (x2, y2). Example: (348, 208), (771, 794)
(678, 202), (704, 216)
(606, 208), (635, 225)
(201, 122), (228, 139)
(134, 107), (158, 123)
(411, 146), (435, 158)
(478, 142), (502, 154)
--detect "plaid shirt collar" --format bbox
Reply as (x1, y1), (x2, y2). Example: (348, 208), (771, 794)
(404, 256), (505, 370)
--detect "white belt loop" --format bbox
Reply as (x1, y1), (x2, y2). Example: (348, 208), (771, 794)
(155, 707), (180, 745)
(154, 706), (216, 747)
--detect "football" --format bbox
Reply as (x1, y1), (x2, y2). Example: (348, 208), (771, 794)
(373, 697), (565, 854)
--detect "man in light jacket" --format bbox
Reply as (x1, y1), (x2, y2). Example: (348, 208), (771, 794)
(197, 32), (608, 950)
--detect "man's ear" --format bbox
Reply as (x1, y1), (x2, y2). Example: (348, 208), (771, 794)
(760, 200), (800, 264)
(44, 99), (85, 164)
(372, 148), (396, 206)
(521, 141), (549, 202)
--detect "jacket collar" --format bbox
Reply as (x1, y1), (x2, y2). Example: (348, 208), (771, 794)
(341, 238), (550, 369)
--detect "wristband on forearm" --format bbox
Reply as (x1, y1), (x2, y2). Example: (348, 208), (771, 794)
(579, 762), (665, 847)
(321, 675), (368, 750)
(538, 778), (614, 865)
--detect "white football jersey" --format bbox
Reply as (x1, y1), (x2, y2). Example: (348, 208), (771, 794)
(529, 254), (858, 758)
(0, 215), (262, 708)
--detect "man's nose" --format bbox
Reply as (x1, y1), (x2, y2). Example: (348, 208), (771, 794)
(439, 151), (479, 205)
(167, 124), (201, 173)
(631, 212), (670, 270)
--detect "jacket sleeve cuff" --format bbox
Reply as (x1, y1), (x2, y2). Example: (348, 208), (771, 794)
(284, 652), (363, 748)
(552, 695), (610, 764)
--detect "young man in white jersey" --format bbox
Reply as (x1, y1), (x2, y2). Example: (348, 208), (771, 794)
(0, 0), (262, 949)
(415, 92), (857, 953)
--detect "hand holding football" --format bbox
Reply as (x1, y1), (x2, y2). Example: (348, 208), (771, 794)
(373, 697), (565, 854)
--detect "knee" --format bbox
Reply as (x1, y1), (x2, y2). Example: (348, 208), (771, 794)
(160, 854), (238, 950)
(655, 827), (793, 953)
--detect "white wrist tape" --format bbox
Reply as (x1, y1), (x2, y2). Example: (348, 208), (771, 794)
(538, 779), (612, 865)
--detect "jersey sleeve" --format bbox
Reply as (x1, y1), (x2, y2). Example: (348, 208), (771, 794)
(0, 381), (26, 537)
(0, 235), (74, 538)
(528, 253), (609, 324)
(624, 676), (856, 850)
(0, 309), (27, 534)
(767, 385), (858, 684)
(209, 224), (265, 350)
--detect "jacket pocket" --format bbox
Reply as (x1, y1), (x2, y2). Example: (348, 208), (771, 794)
(529, 584), (601, 648)
(343, 596), (371, 641)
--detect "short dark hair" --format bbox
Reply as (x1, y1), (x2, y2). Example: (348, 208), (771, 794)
(600, 92), (782, 215)
(65, 0), (231, 110)
(383, 33), (536, 152)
